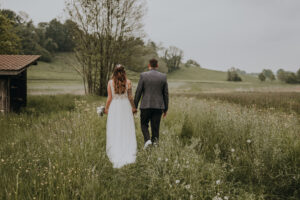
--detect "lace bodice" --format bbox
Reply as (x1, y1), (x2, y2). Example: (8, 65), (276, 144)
(110, 80), (128, 100)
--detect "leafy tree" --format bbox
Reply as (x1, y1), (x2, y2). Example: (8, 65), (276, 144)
(0, 13), (21, 54)
(45, 19), (64, 51)
(227, 68), (242, 82)
(262, 69), (275, 81)
(0, 9), (53, 61)
(277, 69), (286, 82)
(276, 68), (300, 84)
(66, 0), (146, 95)
(163, 46), (184, 73)
(62, 20), (77, 51)
(285, 73), (298, 84)
(122, 40), (167, 73)
(43, 38), (58, 53)
(185, 59), (200, 67)
(297, 68), (300, 80)
(258, 73), (266, 82)
(45, 19), (75, 52)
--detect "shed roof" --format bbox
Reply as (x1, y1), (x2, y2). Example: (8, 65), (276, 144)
(0, 55), (40, 72)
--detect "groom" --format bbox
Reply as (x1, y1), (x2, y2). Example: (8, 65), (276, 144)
(134, 59), (169, 149)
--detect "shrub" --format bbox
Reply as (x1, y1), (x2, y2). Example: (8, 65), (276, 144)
(227, 69), (242, 82)
(258, 73), (266, 82)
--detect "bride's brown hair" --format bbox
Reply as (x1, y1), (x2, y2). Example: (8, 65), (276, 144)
(112, 64), (127, 94)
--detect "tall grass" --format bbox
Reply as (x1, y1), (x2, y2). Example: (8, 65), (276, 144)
(0, 95), (299, 199)
(193, 92), (300, 115)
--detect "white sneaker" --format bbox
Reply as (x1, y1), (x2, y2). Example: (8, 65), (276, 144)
(144, 140), (152, 150)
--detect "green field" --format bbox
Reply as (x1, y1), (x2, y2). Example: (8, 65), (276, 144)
(27, 53), (300, 95)
(1, 53), (300, 199)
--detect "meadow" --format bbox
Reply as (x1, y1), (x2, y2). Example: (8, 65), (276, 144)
(0, 54), (299, 199)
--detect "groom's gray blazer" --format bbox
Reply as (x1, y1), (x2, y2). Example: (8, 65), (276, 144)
(134, 69), (169, 112)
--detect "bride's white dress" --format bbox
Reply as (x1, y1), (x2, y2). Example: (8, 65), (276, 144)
(106, 80), (137, 168)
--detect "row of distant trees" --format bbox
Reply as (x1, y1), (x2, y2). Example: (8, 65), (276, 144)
(227, 67), (300, 84)
(276, 69), (300, 84)
(258, 68), (300, 84)
(0, 9), (76, 62)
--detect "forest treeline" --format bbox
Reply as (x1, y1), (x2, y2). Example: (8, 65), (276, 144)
(0, 9), (76, 62)
(0, 8), (200, 73)
(257, 68), (300, 84)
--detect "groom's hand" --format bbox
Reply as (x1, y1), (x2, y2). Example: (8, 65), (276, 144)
(163, 112), (167, 118)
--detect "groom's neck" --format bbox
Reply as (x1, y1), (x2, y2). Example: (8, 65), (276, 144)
(149, 67), (158, 71)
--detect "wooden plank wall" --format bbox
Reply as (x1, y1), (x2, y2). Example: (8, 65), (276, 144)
(0, 78), (9, 113)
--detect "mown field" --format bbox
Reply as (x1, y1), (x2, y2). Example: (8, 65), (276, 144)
(1, 53), (300, 199)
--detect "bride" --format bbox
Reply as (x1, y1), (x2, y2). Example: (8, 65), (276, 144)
(104, 64), (137, 168)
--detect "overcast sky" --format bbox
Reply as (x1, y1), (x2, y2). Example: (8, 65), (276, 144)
(1, 0), (300, 73)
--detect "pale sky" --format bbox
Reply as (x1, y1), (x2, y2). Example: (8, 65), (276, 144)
(1, 0), (300, 73)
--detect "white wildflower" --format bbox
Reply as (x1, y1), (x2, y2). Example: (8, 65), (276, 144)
(231, 148), (235, 153)
(185, 184), (191, 189)
(165, 158), (168, 162)
(247, 139), (251, 144)
(216, 180), (221, 185)
(175, 180), (180, 184)
(212, 196), (223, 200)
(158, 157), (161, 161)
(224, 196), (229, 200)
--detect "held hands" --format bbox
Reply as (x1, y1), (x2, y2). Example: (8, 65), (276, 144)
(132, 108), (137, 114)
(104, 108), (108, 115)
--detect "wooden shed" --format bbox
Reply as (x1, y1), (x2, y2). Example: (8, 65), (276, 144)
(0, 55), (40, 113)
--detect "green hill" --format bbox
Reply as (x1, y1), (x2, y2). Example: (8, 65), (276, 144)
(168, 66), (257, 83)
(27, 53), (292, 95)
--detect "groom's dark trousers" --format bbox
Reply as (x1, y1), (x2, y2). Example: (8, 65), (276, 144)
(140, 109), (163, 143)
(134, 69), (169, 144)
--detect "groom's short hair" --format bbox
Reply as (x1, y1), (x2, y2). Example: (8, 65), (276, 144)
(149, 59), (158, 68)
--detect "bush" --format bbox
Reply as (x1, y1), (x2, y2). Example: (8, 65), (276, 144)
(258, 73), (266, 82)
(277, 69), (300, 84)
(36, 46), (52, 62)
(227, 69), (242, 82)
(285, 73), (298, 84)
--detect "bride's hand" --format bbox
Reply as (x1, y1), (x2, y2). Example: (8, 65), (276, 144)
(132, 108), (137, 114)
(104, 108), (108, 114)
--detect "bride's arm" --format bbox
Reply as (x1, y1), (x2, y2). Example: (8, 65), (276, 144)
(105, 81), (112, 114)
(127, 80), (137, 113)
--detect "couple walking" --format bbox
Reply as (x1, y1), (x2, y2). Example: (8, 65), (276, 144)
(104, 59), (169, 168)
